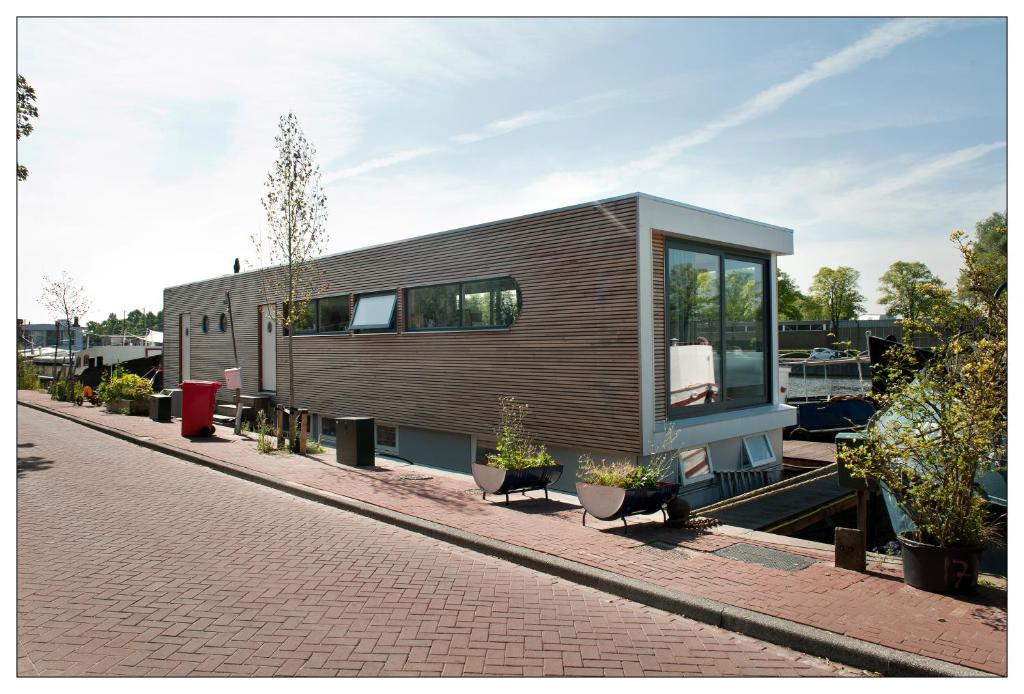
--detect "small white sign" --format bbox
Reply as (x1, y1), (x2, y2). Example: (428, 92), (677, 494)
(224, 367), (242, 391)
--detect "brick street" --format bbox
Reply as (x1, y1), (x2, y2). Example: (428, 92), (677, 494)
(17, 407), (861, 677)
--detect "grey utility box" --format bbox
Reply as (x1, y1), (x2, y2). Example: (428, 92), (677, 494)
(335, 417), (375, 467)
(149, 394), (172, 422)
(162, 388), (183, 417)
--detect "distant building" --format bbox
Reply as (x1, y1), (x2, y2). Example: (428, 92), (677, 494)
(17, 318), (84, 351)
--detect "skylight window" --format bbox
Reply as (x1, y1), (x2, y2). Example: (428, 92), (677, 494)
(742, 433), (776, 467)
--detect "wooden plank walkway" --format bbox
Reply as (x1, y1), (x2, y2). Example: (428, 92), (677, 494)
(707, 475), (852, 532)
(782, 440), (836, 467)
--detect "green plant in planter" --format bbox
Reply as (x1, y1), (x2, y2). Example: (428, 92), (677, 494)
(487, 396), (554, 470)
(578, 455), (668, 490)
(839, 229), (1006, 551)
(96, 366), (153, 404)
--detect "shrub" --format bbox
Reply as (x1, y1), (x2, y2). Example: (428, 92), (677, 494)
(255, 410), (274, 454)
(50, 379), (83, 403)
(97, 368), (153, 403)
(305, 437), (324, 455)
(839, 230), (1006, 548)
(486, 396), (557, 470)
(17, 353), (40, 390)
(578, 455), (668, 489)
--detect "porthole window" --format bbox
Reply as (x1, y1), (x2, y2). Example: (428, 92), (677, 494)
(219, 313), (227, 332)
(201, 315), (209, 333)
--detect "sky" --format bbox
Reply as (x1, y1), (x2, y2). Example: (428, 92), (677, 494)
(16, 17), (1007, 322)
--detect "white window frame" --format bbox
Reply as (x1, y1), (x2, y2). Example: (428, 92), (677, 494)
(375, 422), (399, 454)
(742, 433), (777, 467)
(678, 445), (714, 486)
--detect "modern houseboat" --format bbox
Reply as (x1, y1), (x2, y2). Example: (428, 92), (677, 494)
(162, 193), (796, 506)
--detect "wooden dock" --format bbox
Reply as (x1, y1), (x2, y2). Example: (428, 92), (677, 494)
(783, 440), (836, 471)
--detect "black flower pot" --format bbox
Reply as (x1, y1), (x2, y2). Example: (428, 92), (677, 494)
(472, 462), (564, 504)
(899, 535), (981, 594)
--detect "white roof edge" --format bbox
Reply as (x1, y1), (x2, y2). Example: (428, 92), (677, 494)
(636, 193), (794, 234)
(165, 192), (792, 291)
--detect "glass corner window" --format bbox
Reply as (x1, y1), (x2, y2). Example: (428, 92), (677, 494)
(351, 292), (397, 331)
(666, 241), (770, 418)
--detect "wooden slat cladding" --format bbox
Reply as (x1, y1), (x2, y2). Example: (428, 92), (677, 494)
(164, 197), (641, 453)
(652, 233), (666, 422)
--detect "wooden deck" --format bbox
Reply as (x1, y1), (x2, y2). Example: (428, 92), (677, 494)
(782, 440), (836, 469)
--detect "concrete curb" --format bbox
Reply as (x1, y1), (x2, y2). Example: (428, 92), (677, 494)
(19, 400), (995, 678)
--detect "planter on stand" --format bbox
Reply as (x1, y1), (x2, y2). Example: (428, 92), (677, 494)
(899, 534), (981, 594)
(576, 482), (681, 534)
(472, 462), (564, 504)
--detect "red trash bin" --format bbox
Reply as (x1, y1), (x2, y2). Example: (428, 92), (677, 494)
(180, 380), (221, 437)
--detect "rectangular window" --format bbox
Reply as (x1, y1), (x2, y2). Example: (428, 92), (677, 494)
(351, 292), (397, 331)
(742, 434), (776, 467)
(376, 423), (398, 452)
(405, 277), (520, 332)
(679, 447), (714, 484)
(406, 283), (461, 329)
(724, 258), (768, 405)
(667, 248), (722, 411)
(462, 278), (519, 328)
(665, 240), (771, 418)
(474, 438), (497, 464)
(283, 301), (316, 335)
(318, 296), (350, 333)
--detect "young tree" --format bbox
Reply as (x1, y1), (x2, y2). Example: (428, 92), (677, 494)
(878, 261), (947, 323)
(251, 113), (329, 440)
(17, 74), (38, 181)
(958, 212), (1007, 301)
(40, 271), (91, 386)
(776, 268), (805, 320)
(809, 266), (865, 333)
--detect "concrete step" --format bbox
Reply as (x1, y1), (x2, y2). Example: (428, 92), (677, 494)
(215, 403), (254, 421)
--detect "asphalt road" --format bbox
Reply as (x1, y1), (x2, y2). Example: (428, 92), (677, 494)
(17, 406), (861, 677)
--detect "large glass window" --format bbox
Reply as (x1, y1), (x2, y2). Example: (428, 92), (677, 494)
(724, 258), (768, 405)
(405, 277), (520, 331)
(283, 301), (316, 335)
(318, 296), (350, 333)
(351, 292), (397, 331)
(667, 248), (722, 410)
(407, 283), (461, 329)
(666, 242), (770, 418)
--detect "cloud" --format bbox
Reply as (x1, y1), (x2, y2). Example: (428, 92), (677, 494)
(628, 18), (945, 172)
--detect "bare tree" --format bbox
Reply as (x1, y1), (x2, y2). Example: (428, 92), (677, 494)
(250, 113), (329, 443)
(40, 271), (91, 387)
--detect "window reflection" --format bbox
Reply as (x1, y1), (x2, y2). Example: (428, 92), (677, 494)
(667, 248), (721, 409)
(724, 258), (766, 403)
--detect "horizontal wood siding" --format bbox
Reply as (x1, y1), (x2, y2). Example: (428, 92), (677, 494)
(164, 197), (641, 453)
(652, 233), (666, 422)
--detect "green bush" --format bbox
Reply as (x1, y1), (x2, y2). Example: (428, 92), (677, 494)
(97, 368), (153, 403)
(16, 352), (40, 390)
(50, 379), (84, 403)
(486, 396), (556, 470)
(578, 455), (667, 490)
(255, 410), (274, 454)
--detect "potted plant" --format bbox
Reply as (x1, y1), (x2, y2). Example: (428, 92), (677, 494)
(472, 396), (563, 504)
(840, 229), (1006, 593)
(97, 367), (154, 415)
(576, 455), (680, 533)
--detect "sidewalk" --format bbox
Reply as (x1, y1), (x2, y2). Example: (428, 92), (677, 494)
(18, 391), (1007, 676)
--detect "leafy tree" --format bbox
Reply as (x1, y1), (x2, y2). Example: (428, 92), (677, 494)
(17, 74), (38, 181)
(878, 261), (947, 323)
(809, 266), (865, 333)
(85, 309), (162, 337)
(840, 230), (1006, 549)
(958, 212), (1006, 301)
(776, 269), (805, 320)
(250, 113), (329, 435)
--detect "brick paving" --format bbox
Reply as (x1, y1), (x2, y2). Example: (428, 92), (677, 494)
(17, 405), (862, 677)
(18, 392), (1008, 675)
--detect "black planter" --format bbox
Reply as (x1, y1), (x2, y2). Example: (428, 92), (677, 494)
(899, 535), (981, 594)
(472, 462), (564, 504)
(576, 482), (681, 533)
